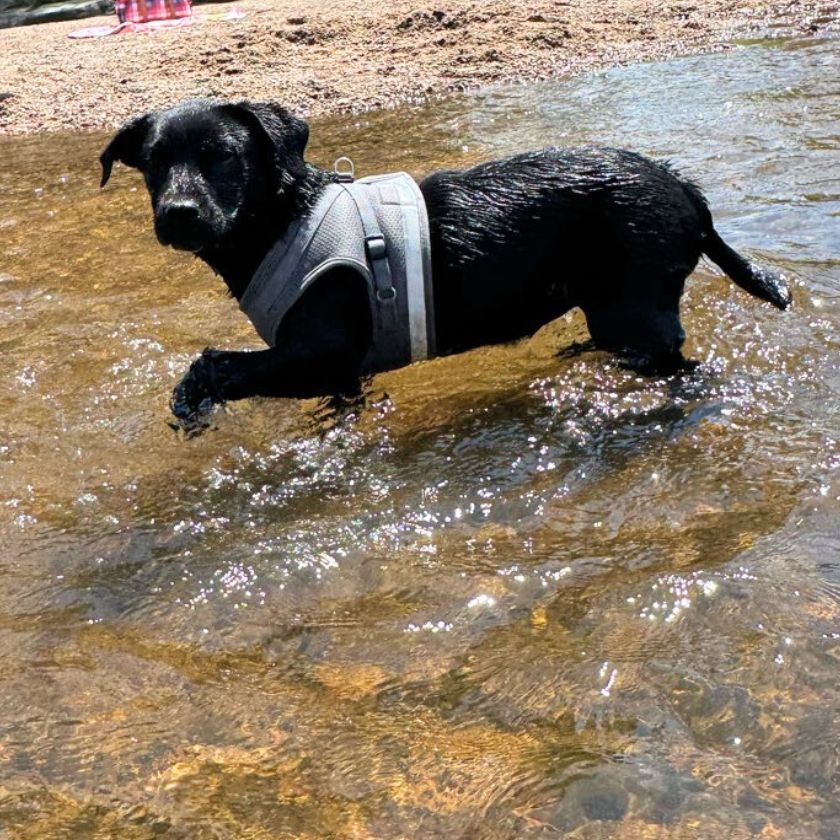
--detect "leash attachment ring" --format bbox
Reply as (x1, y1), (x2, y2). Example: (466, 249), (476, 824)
(333, 156), (355, 183)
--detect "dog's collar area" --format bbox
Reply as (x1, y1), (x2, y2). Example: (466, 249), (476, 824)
(240, 170), (435, 373)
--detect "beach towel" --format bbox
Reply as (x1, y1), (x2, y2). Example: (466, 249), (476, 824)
(68, 6), (243, 37)
(115, 0), (191, 23)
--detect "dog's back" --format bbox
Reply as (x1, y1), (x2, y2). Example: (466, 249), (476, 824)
(421, 148), (707, 355)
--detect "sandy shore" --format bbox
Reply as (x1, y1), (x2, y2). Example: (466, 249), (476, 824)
(0, 0), (837, 134)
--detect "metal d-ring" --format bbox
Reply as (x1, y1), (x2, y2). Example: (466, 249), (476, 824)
(333, 156), (355, 182)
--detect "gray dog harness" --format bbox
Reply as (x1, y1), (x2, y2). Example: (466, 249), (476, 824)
(239, 167), (435, 373)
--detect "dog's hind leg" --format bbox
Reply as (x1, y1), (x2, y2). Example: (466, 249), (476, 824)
(581, 272), (692, 374)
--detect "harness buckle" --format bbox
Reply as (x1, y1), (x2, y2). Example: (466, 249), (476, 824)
(365, 235), (387, 261)
(333, 156), (355, 183)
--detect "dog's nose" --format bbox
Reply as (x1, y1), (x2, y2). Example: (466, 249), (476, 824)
(156, 200), (207, 250)
(162, 200), (201, 229)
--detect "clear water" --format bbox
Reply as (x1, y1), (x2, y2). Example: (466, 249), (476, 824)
(0, 36), (838, 838)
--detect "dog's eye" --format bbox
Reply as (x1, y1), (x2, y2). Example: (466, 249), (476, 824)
(215, 149), (238, 164)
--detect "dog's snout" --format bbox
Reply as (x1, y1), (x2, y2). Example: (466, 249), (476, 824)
(155, 199), (209, 251)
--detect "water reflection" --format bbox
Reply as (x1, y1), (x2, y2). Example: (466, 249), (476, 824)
(1, 36), (839, 838)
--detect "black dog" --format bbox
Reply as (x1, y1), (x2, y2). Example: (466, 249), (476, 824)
(100, 99), (791, 422)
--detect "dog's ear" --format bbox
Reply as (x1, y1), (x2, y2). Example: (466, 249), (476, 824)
(222, 101), (310, 188)
(99, 114), (152, 188)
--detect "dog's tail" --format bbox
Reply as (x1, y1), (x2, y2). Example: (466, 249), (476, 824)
(679, 176), (791, 310)
(701, 228), (792, 310)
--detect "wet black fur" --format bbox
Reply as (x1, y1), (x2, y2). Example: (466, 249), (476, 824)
(100, 99), (791, 425)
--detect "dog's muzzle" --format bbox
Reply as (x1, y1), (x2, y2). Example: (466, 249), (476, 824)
(155, 200), (211, 251)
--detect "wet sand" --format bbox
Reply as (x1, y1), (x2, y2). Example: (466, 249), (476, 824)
(0, 0), (837, 135)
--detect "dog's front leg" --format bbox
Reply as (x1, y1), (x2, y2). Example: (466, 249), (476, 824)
(171, 270), (371, 425)
(171, 345), (361, 421)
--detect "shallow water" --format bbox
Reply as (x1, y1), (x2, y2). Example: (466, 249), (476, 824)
(0, 36), (839, 839)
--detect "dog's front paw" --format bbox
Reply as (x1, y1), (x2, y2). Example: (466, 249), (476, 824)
(170, 349), (224, 422)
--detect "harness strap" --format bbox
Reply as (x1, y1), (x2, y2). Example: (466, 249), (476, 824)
(341, 184), (401, 342)
(393, 177), (432, 362)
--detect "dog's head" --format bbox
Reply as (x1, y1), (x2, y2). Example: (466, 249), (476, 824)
(100, 99), (310, 254)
